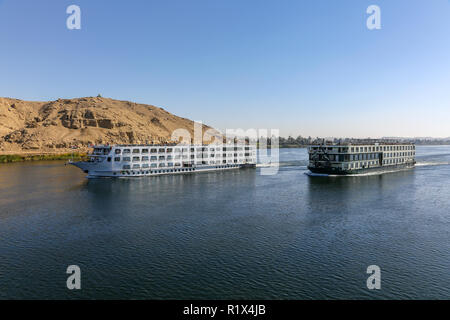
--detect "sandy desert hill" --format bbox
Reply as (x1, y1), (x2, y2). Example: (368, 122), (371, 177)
(0, 96), (219, 155)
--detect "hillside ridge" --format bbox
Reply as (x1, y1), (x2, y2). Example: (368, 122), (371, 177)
(0, 96), (216, 155)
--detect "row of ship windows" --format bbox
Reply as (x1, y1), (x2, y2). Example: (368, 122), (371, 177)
(384, 152), (415, 157)
(342, 152), (414, 161)
(312, 145), (415, 153)
(114, 147), (253, 155)
(346, 161), (379, 169)
(122, 161), (244, 169)
(311, 153), (415, 162)
(117, 165), (241, 176)
(344, 158), (412, 169)
(111, 155), (254, 162)
(350, 146), (414, 152)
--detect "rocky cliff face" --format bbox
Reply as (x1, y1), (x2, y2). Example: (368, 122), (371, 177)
(0, 97), (217, 154)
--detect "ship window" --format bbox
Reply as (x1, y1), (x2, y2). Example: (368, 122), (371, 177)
(123, 165), (131, 170)
(151, 149), (157, 153)
(159, 156), (165, 160)
(151, 156), (157, 161)
(142, 156), (149, 161)
(142, 164), (149, 169)
(142, 149), (149, 154)
(115, 149), (121, 154)
(167, 148), (173, 153)
(133, 164), (140, 169)
(123, 149), (131, 154)
(159, 163), (166, 168)
(114, 157), (121, 162)
(133, 149), (140, 154)
(151, 163), (157, 168)
(123, 157), (131, 162)
(133, 157), (140, 162)
(159, 148), (165, 153)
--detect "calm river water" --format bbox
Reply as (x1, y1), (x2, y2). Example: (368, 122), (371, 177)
(1, 146), (449, 299)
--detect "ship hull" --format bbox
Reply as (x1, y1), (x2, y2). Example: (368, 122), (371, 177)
(70, 162), (256, 178)
(307, 163), (415, 176)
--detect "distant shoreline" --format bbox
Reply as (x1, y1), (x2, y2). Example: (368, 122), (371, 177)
(1, 144), (449, 163)
(0, 153), (85, 163)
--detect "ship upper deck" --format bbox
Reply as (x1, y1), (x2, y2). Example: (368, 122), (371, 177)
(308, 141), (415, 147)
(308, 143), (416, 155)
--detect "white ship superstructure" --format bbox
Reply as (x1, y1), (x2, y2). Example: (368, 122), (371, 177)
(307, 142), (416, 175)
(70, 144), (257, 178)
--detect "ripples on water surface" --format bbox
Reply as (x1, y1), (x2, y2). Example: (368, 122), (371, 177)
(0, 146), (450, 299)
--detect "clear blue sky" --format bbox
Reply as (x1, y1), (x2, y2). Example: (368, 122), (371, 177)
(1, 0), (449, 138)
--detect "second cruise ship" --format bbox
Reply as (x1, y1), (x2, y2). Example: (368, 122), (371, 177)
(307, 141), (416, 175)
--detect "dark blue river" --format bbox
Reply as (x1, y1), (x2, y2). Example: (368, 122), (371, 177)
(1, 146), (449, 299)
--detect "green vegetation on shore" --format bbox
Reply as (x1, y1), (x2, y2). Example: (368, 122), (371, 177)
(0, 153), (86, 163)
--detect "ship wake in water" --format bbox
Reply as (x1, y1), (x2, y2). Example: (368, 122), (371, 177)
(305, 167), (414, 177)
(415, 161), (450, 167)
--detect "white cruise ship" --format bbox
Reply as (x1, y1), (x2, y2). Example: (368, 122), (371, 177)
(69, 144), (257, 178)
(307, 141), (416, 175)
